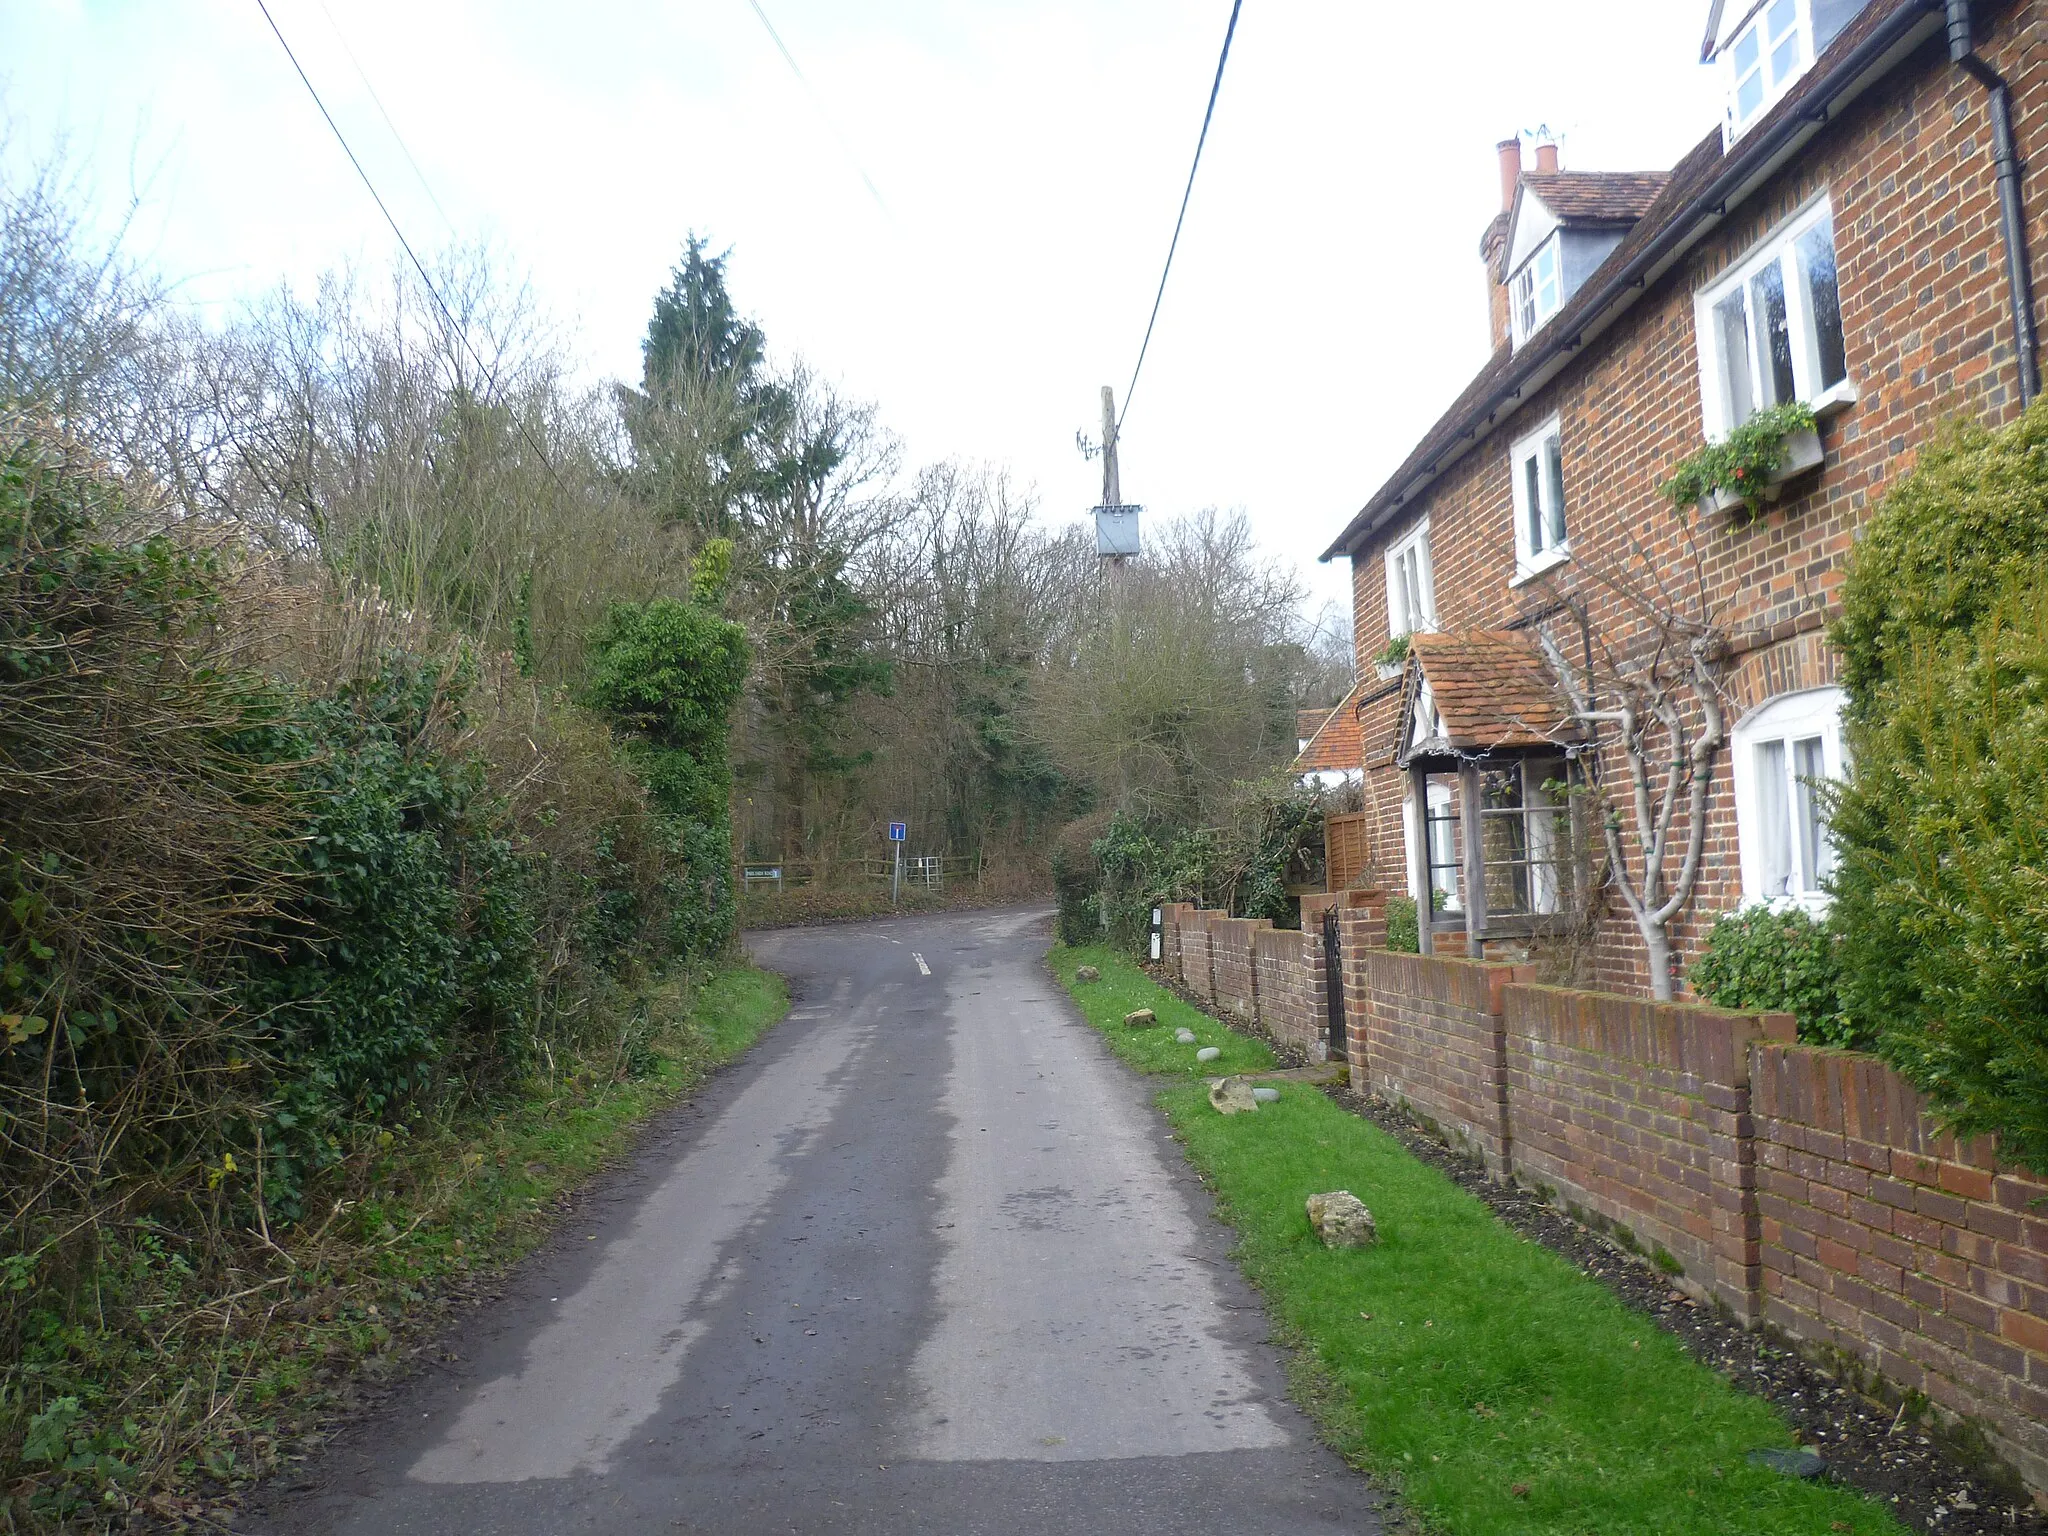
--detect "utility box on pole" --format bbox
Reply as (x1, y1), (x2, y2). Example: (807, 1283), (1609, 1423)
(1091, 384), (1141, 563)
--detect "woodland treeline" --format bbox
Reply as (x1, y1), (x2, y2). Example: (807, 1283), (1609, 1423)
(10, 178), (1347, 874)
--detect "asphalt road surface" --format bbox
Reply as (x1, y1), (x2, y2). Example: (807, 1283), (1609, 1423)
(249, 906), (1379, 1535)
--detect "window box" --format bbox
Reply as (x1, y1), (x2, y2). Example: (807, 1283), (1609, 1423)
(1701, 425), (1822, 514)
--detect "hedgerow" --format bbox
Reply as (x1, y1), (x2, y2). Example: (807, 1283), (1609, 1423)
(1827, 401), (2048, 1168)
(0, 418), (752, 1517)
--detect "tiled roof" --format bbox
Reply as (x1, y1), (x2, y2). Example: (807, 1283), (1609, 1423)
(1297, 706), (1334, 745)
(1522, 171), (1671, 224)
(1402, 631), (1580, 760)
(1321, 0), (1927, 562)
(1292, 681), (1365, 773)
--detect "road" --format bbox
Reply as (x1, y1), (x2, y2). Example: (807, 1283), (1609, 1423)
(249, 906), (1378, 1535)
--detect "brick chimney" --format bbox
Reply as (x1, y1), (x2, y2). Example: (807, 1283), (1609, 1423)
(1534, 139), (1560, 174)
(1480, 137), (1523, 350)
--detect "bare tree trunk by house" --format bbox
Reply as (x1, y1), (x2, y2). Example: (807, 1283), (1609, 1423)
(1539, 626), (1724, 1001)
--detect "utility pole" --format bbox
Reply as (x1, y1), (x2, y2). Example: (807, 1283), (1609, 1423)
(1100, 385), (1121, 508)
(1091, 384), (1140, 566)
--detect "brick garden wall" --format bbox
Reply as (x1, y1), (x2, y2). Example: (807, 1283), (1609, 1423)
(1505, 986), (1788, 1319)
(1252, 926), (1316, 1058)
(1149, 902), (2048, 1496)
(1210, 918), (1261, 1020)
(1754, 1045), (2048, 1492)
(1361, 951), (1526, 1176)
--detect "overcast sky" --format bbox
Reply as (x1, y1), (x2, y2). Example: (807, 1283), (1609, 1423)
(2, 1), (1724, 620)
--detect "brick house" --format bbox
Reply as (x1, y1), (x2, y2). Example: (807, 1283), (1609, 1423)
(1316, 0), (2045, 995)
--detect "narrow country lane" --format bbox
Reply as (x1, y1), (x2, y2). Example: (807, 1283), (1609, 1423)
(246, 907), (1377, 1535)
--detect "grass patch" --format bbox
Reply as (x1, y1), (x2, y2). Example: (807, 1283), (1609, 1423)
(4, 963), (787, 1531)
(1054, 941), (1907, 1536)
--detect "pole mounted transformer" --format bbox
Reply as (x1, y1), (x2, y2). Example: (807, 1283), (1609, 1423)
(1091, 385), (1141, 563)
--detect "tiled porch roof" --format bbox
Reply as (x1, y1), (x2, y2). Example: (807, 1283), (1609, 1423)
(1400, 630), (1581, 761)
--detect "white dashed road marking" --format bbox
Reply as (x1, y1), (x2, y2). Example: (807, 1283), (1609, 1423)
(912, 952), (931, 976)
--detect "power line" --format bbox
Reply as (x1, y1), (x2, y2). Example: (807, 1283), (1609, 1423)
(1118, 0), (1244, 433)
(312, 0), (457, 237)
(743, 0), (892, 218)
(253, 0), (567, 490)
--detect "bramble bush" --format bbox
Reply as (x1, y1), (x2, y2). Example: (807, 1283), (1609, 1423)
(1827, 402), (2048, 1169)
(1054, 782), (1327, 961)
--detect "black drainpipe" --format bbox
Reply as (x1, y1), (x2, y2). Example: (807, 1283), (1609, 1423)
(1947, 0), (2040, 406)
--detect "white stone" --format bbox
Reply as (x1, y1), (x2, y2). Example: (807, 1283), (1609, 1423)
(1251, 1086), (1281, 1103)
(1195, 1046), (1220, 1063)
(1174, 1029), (1197, 1044)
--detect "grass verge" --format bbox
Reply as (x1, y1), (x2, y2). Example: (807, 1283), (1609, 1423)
(6, 963), (787, 1532)
(1052, 940), (1908, 1536)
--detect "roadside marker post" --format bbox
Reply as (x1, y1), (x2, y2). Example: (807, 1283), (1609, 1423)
(888, 821), (907, 904)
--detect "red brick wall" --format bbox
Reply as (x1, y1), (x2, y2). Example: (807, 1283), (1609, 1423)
(1179, 913), (1216, 1003)
(1338, 8), (2048, 995)
(1506, 987), (1783, 1318)
(1159, 901), (1193, 983)
(1209, 917), (1261, 1020)
(1252, 925), (1317, 1057)
(1361, 951), (1528, 1175)
(1755, 1045), (2048, 1491)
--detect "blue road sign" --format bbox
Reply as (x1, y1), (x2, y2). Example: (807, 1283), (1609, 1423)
(888, 821), (907, 842)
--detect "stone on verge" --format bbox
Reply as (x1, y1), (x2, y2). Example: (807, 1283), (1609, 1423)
(1174, 1029), (1197, 1044)
(1305, 1191), (1377, 1248)
(1123, 1008), (1158, 1029)
(1251, 1086), (1281, 1103)
(1195, 1045), (1221, 1063)
(1208, 1076), (1259, 1115)
(1074, 965), (1100, 982)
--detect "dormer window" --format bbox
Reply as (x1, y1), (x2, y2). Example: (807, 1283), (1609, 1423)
(1725, 0), (1812, 138)
(1510, 238), (1562, 345)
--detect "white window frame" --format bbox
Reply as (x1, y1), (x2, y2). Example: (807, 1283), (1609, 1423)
(1403, 777), (1459, 912)
(1731, 686), (1846, 913)
(1383, 518), (1436, 640)
(1507, 415), (1569, 583)
(1509, 235), (1563, 347)
(1693, 194), (1855, 439)
(1723, 0), (1814, 144)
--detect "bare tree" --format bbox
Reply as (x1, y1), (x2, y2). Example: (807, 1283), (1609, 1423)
(1534, 526), (1731, 1000)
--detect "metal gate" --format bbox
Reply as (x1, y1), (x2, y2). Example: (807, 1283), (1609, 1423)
(1321, 906), (1348, 1063)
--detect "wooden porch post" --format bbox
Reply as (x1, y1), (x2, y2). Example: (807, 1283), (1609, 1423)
(1459, 760), (1487, 960)
(1408, 763), (1434, 956)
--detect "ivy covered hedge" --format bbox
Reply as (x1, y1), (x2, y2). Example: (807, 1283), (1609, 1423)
(0, 422), (751, 1446)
